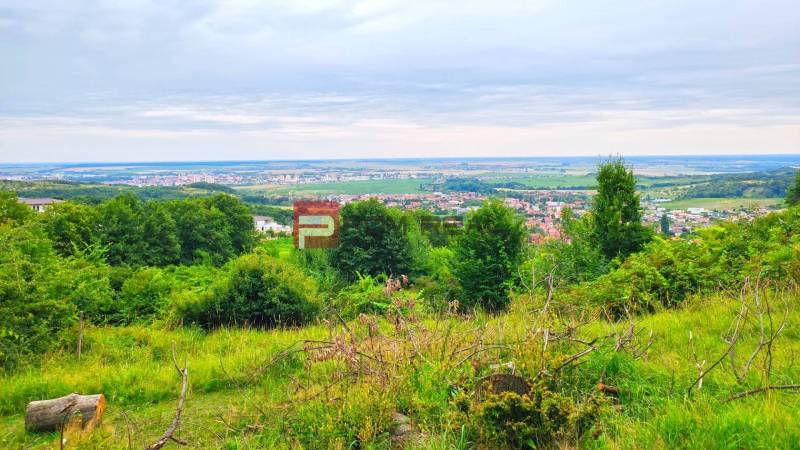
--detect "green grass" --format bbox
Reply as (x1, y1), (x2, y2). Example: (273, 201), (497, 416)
(238, 178), (432, 196)
(662, 197), (783, 210)
(2, 287), (799, 448)
(480, 174), (598, 189)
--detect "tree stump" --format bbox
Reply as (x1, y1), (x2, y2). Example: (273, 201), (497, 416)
(25, 393), (105, 433)
(474, 373), (531, 401)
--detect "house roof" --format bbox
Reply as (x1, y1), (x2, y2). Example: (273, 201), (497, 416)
(18, 197), (63, 206)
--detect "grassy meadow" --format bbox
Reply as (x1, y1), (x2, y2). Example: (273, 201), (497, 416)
(2, 285), (799, 449)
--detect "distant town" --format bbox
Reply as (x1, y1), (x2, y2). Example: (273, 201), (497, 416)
(4, 155), (797, 243)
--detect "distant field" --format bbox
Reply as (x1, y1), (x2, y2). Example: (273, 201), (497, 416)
(482, 174), (598, 188)
(481, 173), (710, 190)
(239, 178), (431, 195)
(662, 197), (783, 210)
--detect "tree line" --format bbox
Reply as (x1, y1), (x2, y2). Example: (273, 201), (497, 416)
(2, 159), (799, 371)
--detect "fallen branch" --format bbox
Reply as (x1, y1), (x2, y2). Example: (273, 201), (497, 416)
(145, 342), (188, 450)
(726, 384), (800, 402)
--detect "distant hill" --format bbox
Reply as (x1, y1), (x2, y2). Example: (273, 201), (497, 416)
(678, 169), (795, 199)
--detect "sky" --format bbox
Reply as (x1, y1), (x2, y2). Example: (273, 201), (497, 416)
(0, 0), (798, 162)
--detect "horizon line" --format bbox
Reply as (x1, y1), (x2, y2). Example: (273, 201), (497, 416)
(3, 153), (800, 166)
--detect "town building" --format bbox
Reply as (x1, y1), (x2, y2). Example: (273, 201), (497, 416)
(18, 197), (63, 212)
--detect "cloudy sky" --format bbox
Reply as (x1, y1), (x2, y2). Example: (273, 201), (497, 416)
(1, 0), (798, 162)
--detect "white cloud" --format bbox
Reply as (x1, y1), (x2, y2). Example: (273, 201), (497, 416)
(0, 0), (798, 161)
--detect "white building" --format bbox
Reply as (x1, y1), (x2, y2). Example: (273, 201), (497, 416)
(18, 197), (63, 212)
(253, 215), (291, 234)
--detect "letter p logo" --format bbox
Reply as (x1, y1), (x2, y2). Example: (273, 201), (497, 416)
(293, 201), (340, 249)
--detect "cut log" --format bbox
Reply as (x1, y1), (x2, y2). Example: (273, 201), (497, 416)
(25, 393), (105, 433)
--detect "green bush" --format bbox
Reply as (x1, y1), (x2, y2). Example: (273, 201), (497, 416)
(476, 388), (604, 449)
(0, 224), (76, 369)
(116, 267), (174, 324)
(415, 247), (461, 312)
(176, 254), (319, 328)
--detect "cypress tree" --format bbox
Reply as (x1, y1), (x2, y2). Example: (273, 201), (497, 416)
(592, 157), (652, 259)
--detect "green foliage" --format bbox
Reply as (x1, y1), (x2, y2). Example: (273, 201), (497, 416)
(476, 388), (604, 449)
(0, 224), (76, 369)
(0, 191), (34, 225)
(96, 193), (146, 266)
(681, 168), (794, 199)
(525, 209), (609, 288)
(289, 247), (343, 295)
(660, 213), (670, 236)
(453, 199), (526, 312)
(334, 273), (391, 317)
(249, 205), (293, 225)
(415, 246), (461, 311)
(176, 253), (319, 328)
(140, 202), (181, 266)
(39, 201), (99, 256)
(38, 193), (255, 267)
(409, 209), (461, 247)
(593, 157), (653, 259)
(333, 199), (414, 280)
(786, 169), (800, 206)
(116, 268), (174, 324)
(575, 206), (800, 315)
(185, 182), (236, 193)
(205, 194), (255, 254)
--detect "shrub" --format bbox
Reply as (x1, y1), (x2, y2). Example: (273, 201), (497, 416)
(334, 273), (417, 318)
(116, 267), (173, 324)
(177, 254), (319, 328)
(415, 247), (461, 312)
(0, 224), (76, 369)
(0, 191), (34, 225)
(476, 387), (604, 449)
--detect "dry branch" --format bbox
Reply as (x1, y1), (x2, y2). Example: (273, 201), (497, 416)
(145, 342), (188, 450)
(726, 384), (800, 402)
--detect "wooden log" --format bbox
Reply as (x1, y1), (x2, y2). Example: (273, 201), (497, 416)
(25, 393), (105, 433)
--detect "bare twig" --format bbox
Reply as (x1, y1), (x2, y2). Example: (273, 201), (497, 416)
(77, 311), (84, 362)
(145, 342), (188, 450)
(687, 281), (750, 397)
(726, 384), (800, 402)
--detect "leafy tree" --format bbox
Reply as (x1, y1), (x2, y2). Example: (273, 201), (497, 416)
(171, 199), (234, 265)
(333, 199), (414, 280)
(592, 157), (653, 259)
(409, 209), (460, 247)
(453, 199), (526, 312)
(0, 191), (34, 224)
(660, 213), (670, 237)
(786, 169), (800, 206)
(205, 194), (254, 253)
(96, 193), (145, 265)
(40, 201), (99, 256)
(141, 202), (181, 266)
